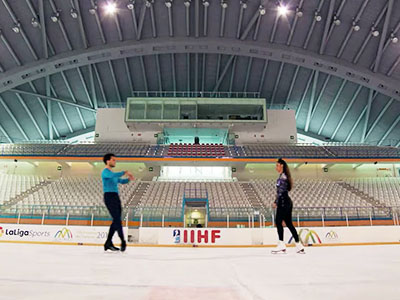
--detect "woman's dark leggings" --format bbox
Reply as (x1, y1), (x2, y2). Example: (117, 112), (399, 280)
(276, 200), (299, 242)
(104, 192), (125, 244)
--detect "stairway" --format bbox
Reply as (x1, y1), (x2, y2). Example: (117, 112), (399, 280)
(240, 182), (265, 211)
(2, 180), (53, 208)
(336, 181), (386, 207)
(125, 182), (150, 209)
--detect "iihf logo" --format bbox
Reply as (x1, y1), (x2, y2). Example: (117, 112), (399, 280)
(173, 229), (181, 244)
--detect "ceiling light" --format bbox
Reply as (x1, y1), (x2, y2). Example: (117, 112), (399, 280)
(314, 12), (322, 22)
(31, 17), (39, 28)
(333, 15), (341, 26)
(390, 33), (398, 43)
(50, 12), (59, 23)
(184, 0), (191, 8)
(70, 8), (78, 19)
(89, 6), (97, 15)
(145, 0), (152, 7)
(352, 22), (360, 31)
(371, 28), (379, 37)
(104, 2), (117, 15)
(277, 4), (288, 16)
(259, 5), (266, 15)
(127, 0), (135, 10)
(202, 0), (209, 7)
(165, 1), (172, 8)
(295, 7), (303, 17)
(221, 1), (228, 9)
(12, 23), (20, 33)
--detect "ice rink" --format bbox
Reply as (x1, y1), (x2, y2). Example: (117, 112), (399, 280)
(0, 243), (399, 300)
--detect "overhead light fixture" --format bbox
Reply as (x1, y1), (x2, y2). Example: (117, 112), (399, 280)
(371, 28), (379, 37)
(295, 7), (303, 17)
(314, 11), (322, 22)
(240, 0), (247, 9)
(184, 0), (191, 8)
(127, 0), (135, 10)
(104, 2), (117, 15)
(165, 0), (172, 8)
(202, 0), (209, 7)
(31, 17), (40, 28)
(277, 4), (288, 16)
(89, 6), (97, 15)
(221, 0), (228, 8)
(70, 8), (78, 19)
(390, 33), (398, 43)
(352, 21), (360, 31)
(333, 15), (341, 26)
(259, 5), (266, 15)
(51, 12), (60, 22)
(145, 0), (153, 7)
(12, 23), (20, 33)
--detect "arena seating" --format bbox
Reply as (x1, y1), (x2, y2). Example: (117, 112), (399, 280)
(167, 143), (226, 157)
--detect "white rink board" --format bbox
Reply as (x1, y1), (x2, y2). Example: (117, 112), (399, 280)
(138, 226), (400, 245)
(0, 224), (127, 244)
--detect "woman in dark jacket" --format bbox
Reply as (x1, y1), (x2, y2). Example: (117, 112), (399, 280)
(271, 158), (305, 254)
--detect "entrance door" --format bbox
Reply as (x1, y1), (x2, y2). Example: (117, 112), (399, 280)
(184, 207), (206, 228)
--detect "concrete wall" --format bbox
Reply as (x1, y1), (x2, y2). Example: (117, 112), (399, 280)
(234, 110), (297, 144)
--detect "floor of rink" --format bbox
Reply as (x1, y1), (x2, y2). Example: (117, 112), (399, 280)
(0, 243), (399, 300)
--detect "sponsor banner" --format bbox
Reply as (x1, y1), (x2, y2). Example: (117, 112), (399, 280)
(278, 226), (400, 245)
(0, 224), (127, 244)
(139, 228), (264, 245)
(138, 226), (400, 245)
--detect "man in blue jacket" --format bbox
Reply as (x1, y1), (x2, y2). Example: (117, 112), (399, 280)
(102, 153), (134, 252)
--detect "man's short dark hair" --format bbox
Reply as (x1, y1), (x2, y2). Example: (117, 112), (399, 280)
(103, 153), (115, 164)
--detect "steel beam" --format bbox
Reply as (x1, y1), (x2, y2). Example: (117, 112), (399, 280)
(212, 55), (235, 93)
(310, 74), (331, 120)
(0, 123), (12, 143)
(2, 0), (38, 60)
(285, 66), (300, 106)
(257, 59), (269, 95)
(91, 0), (106, 43)
(73, 0), (88, 48)
(9, 89), (97, 112)
(305, 71), (319, 132)
(49, 0), (72, 51)
(93, 64), (108, 108)
(295, 70), (315, 119)
(108, 60), (122, 103)
(337, 0), (369, 58)
(88, 64), (98, 109)
(0, 94), (28, 140)
(318, 79), (347, 135)
(353, 3), (388, 64)
(331, 85), (363, 140)
(303, 0), (326, 49)
(137, 2), (147, 40)
(29, 81), (59, 138)
(319, 0), (335, 54)
(15, 92), (45, 139)
(377, 114), (400, 146)
(361, 89), (374, 143)
(287, 0), (305, 46)
(270, 62), (284, 106)
(365, 98), (394, 140)
(243, 57), (253, 92)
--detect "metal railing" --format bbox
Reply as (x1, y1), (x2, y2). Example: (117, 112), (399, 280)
(1, 204), (399, 228)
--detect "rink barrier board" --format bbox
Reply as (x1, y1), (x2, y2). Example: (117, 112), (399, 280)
(1, 156), (399, 164)
(1, 240), (400, 248)
(0, 218), (396, 227)
(138, 226), (400, 246)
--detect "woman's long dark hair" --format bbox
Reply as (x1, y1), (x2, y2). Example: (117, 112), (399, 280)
(277, 158), (293, 191)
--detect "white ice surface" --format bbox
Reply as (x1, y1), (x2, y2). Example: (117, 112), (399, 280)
(0, 244), (399, 300)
